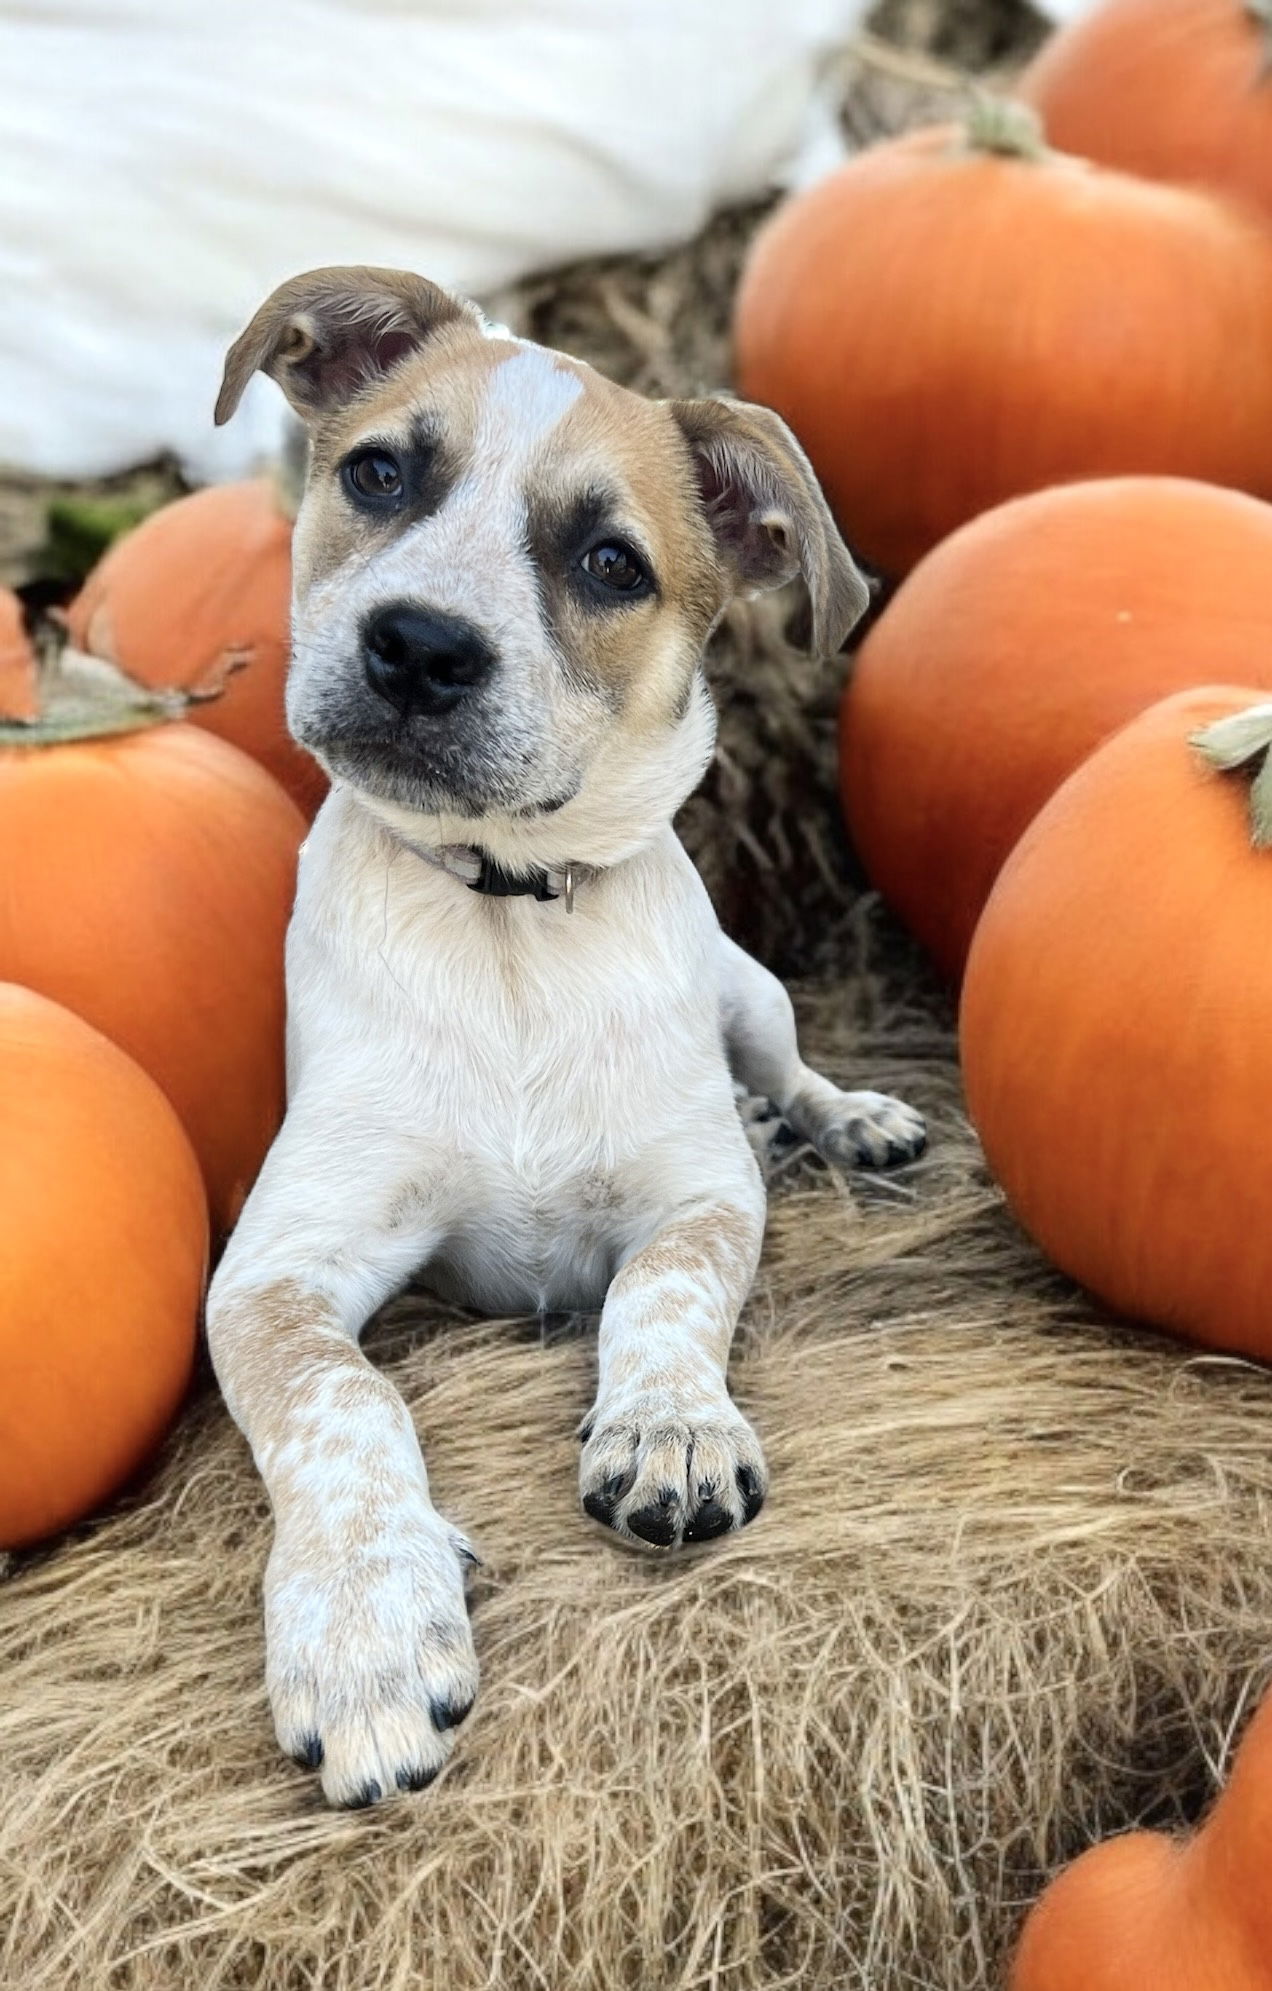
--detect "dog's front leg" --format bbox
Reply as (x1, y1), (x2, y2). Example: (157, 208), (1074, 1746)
(720, 933), (927, 1170)
(580, 1175), (768, 1549)
(206, 1111), (477, 1807)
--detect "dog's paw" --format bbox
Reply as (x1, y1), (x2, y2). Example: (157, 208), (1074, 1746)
(733, 1086), (796, 1167)
(579, 1396), (768, 1550)
(264, 1500), (479, 1809)
(795, 1088), (927, 1171)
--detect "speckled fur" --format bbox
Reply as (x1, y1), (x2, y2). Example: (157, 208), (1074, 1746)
(206, 267), (925, 1808)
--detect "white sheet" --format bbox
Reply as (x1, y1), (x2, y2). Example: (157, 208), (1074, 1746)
(0, 0), (868, 479)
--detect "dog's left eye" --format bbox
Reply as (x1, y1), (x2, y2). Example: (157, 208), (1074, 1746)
(582, 542), (647, 593)
(343, 449), (404, 504)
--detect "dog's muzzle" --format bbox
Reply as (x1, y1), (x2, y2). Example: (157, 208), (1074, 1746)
(362, 603), (495, 720)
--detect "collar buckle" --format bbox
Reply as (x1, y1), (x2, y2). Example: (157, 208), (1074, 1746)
(468, 853), (560, 901)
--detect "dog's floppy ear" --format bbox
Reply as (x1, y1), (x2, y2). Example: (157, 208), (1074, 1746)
(668, 396), (870, 657)
(215, 265), (478, 427)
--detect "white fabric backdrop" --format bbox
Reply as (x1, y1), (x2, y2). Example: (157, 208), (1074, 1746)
(0, 0), (1093, 481)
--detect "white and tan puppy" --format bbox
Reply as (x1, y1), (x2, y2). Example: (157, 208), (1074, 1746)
(207, 267), (926, 1809)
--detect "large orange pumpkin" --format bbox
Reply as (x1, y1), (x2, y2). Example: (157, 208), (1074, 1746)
(842, 478), (1272, 980)
(0, 588), (36, 721)
(1022, 0), (1272, 227)
(67, 479), (325, 817)
(962, 684), (1272, 1360)
(0, 689), (304, 1234)
(1012, 1684), (1272, 1990)
(732, 103), (1272, 575)
(0, 984), (207, 1548)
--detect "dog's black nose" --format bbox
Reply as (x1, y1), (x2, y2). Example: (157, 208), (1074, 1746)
(362, 605), (495, 718)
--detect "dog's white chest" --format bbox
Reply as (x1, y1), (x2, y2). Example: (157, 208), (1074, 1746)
(285, 798), (744, 1311)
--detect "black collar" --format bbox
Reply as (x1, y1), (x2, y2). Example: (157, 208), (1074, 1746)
(388, 831), (583, 911)
(467, 851), (561, 901)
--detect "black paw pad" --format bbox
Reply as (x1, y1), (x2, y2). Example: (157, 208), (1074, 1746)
(431, 1693), (474, 1732)
(684, 1498), (733, 1542)
(735, 1465), (766, 1524)
(290, 1733), (324, 1771)
(627, 1492), (681, 1547)
(343, 1779), (382, 1810)
(583, 1468), (634, 1526)
(397, 1762), (440, 1792)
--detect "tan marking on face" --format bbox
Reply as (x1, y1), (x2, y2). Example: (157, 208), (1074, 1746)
(293, 321), (505, 595)
(294, 333), (726, 743)
(523, 375), (726, 734)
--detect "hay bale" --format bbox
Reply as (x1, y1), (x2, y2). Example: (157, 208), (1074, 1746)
(4, 944), (1272, 1991)
(6, 18), (1272, 1991)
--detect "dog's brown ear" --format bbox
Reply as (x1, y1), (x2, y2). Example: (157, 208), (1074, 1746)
(215, 266), (478, 426)
(668, 396), (870, 657)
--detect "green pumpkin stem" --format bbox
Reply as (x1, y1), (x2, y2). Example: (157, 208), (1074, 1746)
(962, 95), (1050, 163)
(1248, 0), (1272, 79)
(0, 615), (230, 748)
(1192, 705), (1272, 848)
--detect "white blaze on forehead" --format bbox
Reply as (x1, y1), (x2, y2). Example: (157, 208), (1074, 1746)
(295, 342), (588, 661)
(472, 346), (584, 468)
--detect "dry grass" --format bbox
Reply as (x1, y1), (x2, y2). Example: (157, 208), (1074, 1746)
(6, 10), (1271, 1990)
(5, 943), (1272, 1991)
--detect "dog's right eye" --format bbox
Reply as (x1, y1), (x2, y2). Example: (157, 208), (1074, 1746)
(343, 449), (405, 505)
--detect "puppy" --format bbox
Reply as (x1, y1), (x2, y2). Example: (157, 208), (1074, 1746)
(206, 267), (926, 1808)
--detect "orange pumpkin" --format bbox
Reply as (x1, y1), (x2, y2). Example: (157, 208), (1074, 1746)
(1022, 0), (1272, 227)
(962, 684), (1272, 1361)
(1012, 1685), (1272, 1990)
(67, 479), (325, 817)
(0, 588), (36, 721)
(0, 984), (207, 1548)
(732, 103), (1272, 576)
(842, 478), (1272, 981)
(0, 688), (304, 1234)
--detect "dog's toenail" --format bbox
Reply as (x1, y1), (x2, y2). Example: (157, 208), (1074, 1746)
(431, 1693), (474, 1732)
(684, 1498), (733, 1542)
(397, 1762), (440, 1792)
(627, 1501), (679, 1547)
(735, 1465), (765, 1523)
(578, 1419), (594, 1444)
(583, 1468), (634, 1523)
(343, 1780), (382, 1809)
(290, 1733), (324, 1771)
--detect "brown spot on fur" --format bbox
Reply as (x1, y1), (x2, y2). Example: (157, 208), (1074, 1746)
(522, 378), (724, 733)
(208, 1279), (363, 1451)
(292, 325), (504, 596)
(615, 1205), (759, 1297)
(208, 1280), (430, 1562)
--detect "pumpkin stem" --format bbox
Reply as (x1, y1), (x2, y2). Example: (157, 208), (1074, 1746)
(1248, 0), (1272, 77)
(1192, 704), (1272, 848)
(962, 95), (1050, 163)
(0, 613), (200, 748)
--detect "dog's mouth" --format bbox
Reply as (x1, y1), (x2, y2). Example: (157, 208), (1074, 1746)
(302, 717), (577, 822)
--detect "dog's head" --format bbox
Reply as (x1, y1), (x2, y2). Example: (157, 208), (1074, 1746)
(217, 266), (868, 861)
